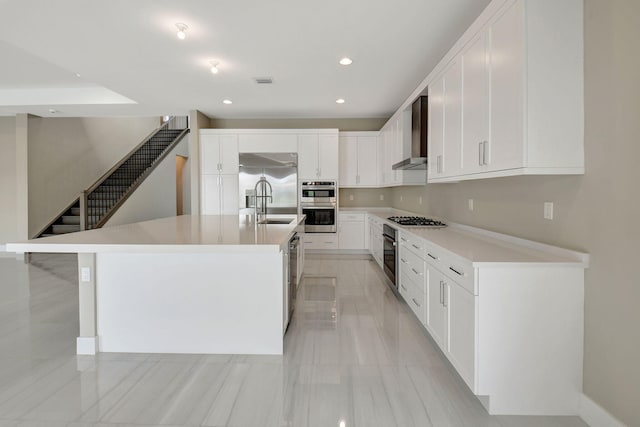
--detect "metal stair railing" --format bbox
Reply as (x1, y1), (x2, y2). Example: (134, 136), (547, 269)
(79, 115), (189, 230)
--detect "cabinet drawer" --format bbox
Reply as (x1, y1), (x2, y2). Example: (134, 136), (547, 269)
(303, 234), (338, 250)
(399, 232), (427, 257)
(339, 212), (365, 222)
(426, 250), (475, 295)
(401, 274), (427, 324)
(399, 246), (426, 292)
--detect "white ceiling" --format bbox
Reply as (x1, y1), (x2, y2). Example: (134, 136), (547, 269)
(0, 0), (491, 119)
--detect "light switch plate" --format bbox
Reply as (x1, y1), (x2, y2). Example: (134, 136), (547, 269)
(544, 202), (554, 220)
(419, 196), (423, 205)
(379, 194), (384, 201)
(349, 194), (354, 201)
(468, 199), (474, 211)
(400, 196), (403, 202)
(81, 267), (91, 282)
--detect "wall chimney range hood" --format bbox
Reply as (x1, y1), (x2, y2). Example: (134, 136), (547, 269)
(392, 96), (428, 170)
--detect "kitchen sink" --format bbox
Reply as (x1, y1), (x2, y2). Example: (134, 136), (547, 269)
(257, 218), (294, 225)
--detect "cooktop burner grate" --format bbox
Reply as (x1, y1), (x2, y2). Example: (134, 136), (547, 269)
(387, 216), (447, 227)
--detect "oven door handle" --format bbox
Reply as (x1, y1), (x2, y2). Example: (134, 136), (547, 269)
(301, 206), (336, 210)
(383, 235), (397, 246)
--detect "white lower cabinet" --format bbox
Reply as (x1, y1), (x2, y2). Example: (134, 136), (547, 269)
(338, 212), (365, 250)
(367, 215), (384, 268)
(446, 277), (476, 389)
(303, 233), (338, 250)
(426, 265), (447, 348)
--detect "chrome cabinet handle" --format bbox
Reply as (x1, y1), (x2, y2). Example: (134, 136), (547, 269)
(479, 142), (484, 166)
(401, 237), (408, 242)
(411, 268), (421, 276)
(400, 258), (408, 264)
(412, 244), (420, 250)
(449, 266), (463, 276)
(401, 284), (407, 291)
(439, 280), (443, 304)
(412, 298), (420, 307)
(427, 253), (438, 260)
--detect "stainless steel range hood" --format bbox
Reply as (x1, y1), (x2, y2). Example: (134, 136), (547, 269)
(392, 96), (428, 170)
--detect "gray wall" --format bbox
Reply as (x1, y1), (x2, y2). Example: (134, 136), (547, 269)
(338, 188), (393, 208)
(26, 116), (159, 237)
(390, 1), (640, 424)
(0, 117), (17, 248)
(209, 117), (387, 131)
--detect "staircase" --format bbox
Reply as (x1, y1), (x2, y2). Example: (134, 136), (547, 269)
(35, 116), (189, 238)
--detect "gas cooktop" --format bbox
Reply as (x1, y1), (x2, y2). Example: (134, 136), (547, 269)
(387, 216), (447, 228)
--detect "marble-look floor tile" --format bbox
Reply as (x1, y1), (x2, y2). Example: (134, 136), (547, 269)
(0, 254), (588, 427)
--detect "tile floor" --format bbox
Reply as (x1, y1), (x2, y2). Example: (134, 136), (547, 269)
(0, 253), (587, 427)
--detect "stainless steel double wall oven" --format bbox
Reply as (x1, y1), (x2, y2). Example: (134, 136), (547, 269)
(300, 181), (337, 233)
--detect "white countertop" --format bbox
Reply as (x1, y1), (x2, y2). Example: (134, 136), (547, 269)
(6, 214), (305, 254)
(341, 207), (588, 267)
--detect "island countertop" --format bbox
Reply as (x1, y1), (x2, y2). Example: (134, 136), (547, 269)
(6, 214), (305, 254)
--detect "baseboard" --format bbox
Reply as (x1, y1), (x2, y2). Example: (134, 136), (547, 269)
(580, 393), (626, 427)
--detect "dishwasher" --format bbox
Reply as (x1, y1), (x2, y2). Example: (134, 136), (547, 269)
(287, 233), (300, 330)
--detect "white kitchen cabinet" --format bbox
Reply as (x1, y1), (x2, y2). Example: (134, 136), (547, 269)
(201, 174), (238, 215)
(426, 265), (447, 347)
(298, 132), (339, 180)
(446, 276), (476, 389)
(303, 233), (338, 250)
(200, 133), (239, 175)
(428, 0), (584, 182)
(338, 212), (365, 250)
(367, 215), (384, 268)
(377, 111), (426, 187)
(339, 133), (378, 187)
(238, 134), (298, 153)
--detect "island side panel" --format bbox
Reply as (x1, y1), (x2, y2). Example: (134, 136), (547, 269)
(95, 251), (284, 354)
(77, 253), (98, 355)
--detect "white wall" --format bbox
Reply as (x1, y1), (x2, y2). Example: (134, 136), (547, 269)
(27, 116), (160, 237)
(0, 117), (17, 250)
(105, 137), (189, 227)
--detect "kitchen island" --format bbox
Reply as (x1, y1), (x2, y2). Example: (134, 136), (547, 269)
(7, 214), (304, 355)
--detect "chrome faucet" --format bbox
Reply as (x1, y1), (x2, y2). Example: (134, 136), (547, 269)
(254, 175), (273, 222)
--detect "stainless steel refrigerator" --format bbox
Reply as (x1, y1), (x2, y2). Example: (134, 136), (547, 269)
(238, 153), (298, 215)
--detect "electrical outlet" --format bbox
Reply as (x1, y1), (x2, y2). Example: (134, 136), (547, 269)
(379, 194), (384, 201)
(349, 194), (354, 201)
(544, 202), (554, 220)
(468, 199), (474, 211)
(81, 267), (91, 283)
(419, 196), (423, 205)
(400, 196), (403, 202)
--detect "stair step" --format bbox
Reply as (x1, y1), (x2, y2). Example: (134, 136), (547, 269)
(70, 207), (80, 215)
(52, 224), (80, 234)
(61, 216), (80, 225)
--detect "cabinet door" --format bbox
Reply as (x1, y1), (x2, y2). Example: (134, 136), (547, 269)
(200, 135), (220, 175)
(377, 132), (387, 185)
(443, 59), (463, 177)
(338, 221), (365, 249)
(318, 134), (339, 179)
(488, 0), (524, 171)
(339, 136), (358, 186)
(357, 136), (378, 186)
(297, 134), (319, 179)
(201, 174), (221, 214)
(220, 174), (239, 214)
(461, 32), (490, 174)
(428, 76), (445, 180)
(219, 135), (239, 175)
(426, 265), (446, 348)
(446, 281), (476, 390)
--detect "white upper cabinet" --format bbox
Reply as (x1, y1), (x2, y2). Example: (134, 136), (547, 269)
(425, 0), (584, 182)
(238, 134), (297, 153)
(338, 133), (378, 187)
(428, 59), (462, 180)
(298, 132), (339, 180)
(377, 111), (425, 187)
(200, 133), (239, 175)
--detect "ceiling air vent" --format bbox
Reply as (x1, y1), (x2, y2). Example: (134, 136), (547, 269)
(254, 77), (273, 84)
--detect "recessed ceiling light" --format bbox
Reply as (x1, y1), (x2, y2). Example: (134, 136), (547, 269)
(339, 57), (353, 65)
(210, 62), (219, 74)
(336, 98), (345, 104)
(75, 73), (81, 78)
(223, 99), (233, 105)
(175, 23), (188, 40)
(48, 109), (58, 114)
